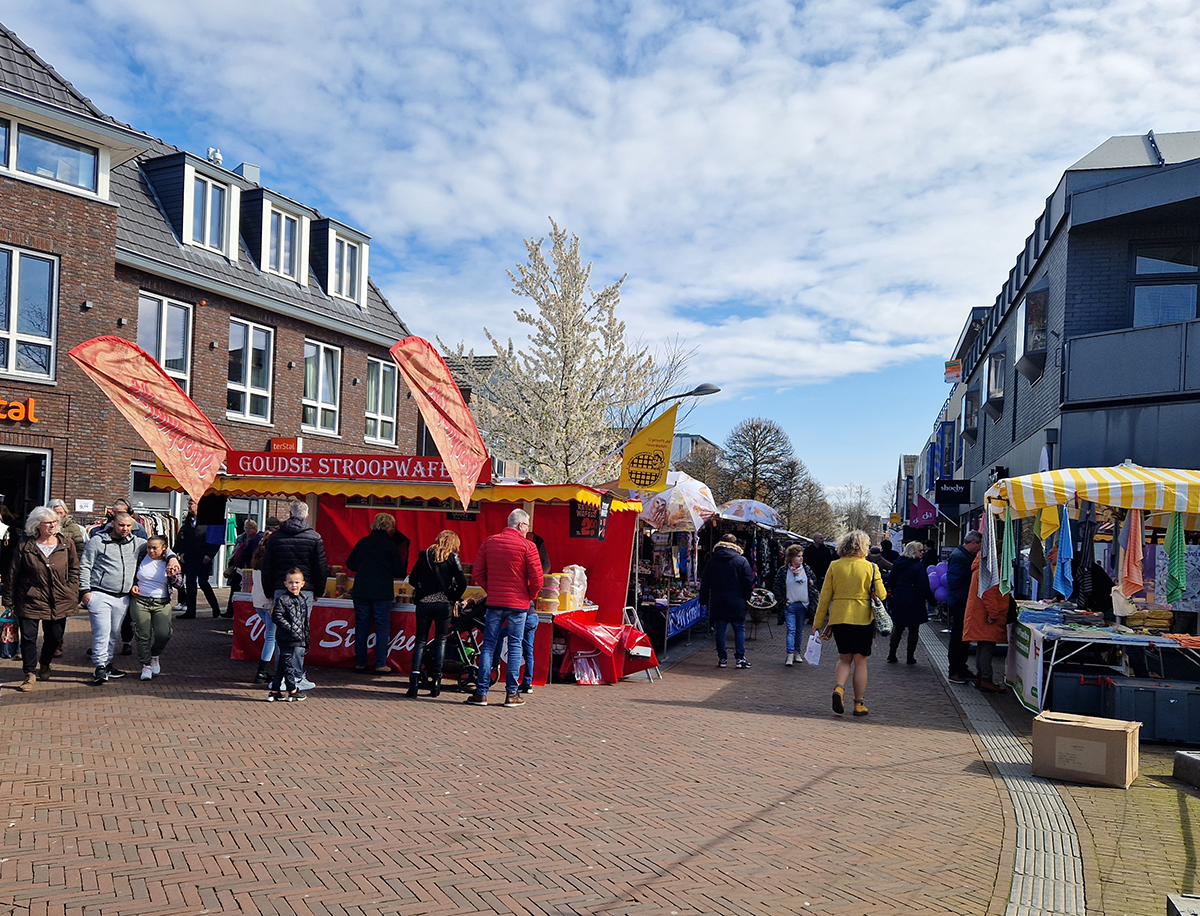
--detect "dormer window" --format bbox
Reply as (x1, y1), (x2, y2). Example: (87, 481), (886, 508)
(192, 175), (226, 251)
(334, 237), (359, 300)
(961, 387), (980, 444)
(983, 351), (1006, 420)
(269, 210), (298, 278)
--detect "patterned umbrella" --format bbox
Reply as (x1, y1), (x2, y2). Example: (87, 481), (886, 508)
(638, 472), (719, 532)
(718, 499), (783, 528)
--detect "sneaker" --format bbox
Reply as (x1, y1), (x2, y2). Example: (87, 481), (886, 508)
(92, 666), (108, 686)
(785, 652), (794, 666)
(717, 659), (728, 668)
(519, 683), (533, 694)
(150, 657), (161, 675)
(464, 693), (488, 706)
(287, 689), (306, 702)
(266, 690), (283, 702)
(504, 692), (526, 708)
(297, 677), (316, 691)
(853, 700), (869, 717)
(121, 642), (132, 656)
(948, 673), (973, 684)
(140, 666), (153, 681)
(736, 658), (751, 669)
(832, 685), (845, 715)
(373, 665), (390, 674)
(105, 665), (127, 679)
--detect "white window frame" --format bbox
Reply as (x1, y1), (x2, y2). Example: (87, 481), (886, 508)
(227, 318), (273, 423)
(183, 162), (240, 261)
(364, 356), (398, 445)
(0, 114), (110, 199)
(263, 201), (309, 283)
(137, 292), (192, 391)
(302, 339), (341, 435)
(327, 230), (369, 307)
(0, 243), (59, 381)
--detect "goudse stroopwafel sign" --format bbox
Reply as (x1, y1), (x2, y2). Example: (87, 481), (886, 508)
(225, 451), (492, 483)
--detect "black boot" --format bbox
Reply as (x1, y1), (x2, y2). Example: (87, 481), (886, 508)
(405, 674), (419, 698)
(253, 661), (272, 684)
(429, 672), (441, 698)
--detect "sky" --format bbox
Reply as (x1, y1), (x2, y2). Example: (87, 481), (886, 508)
(7, 0), (1200, 505)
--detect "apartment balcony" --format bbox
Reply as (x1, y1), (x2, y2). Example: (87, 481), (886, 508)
(1063, 320), (1200, 405)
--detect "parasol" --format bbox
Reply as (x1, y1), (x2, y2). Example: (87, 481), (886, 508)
(718, 499), (783, 528)
(638, 471), (719, 532)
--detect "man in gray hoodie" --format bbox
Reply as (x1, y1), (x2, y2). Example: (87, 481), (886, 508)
(80, 512), (180, 685)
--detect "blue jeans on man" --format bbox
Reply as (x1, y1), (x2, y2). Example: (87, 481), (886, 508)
(354, 597), (393, 669)
(784, 601), (808, 654)
(714, 619), (746, 662)
(476, 606), (528, 698)
(521, 606), (539, 689)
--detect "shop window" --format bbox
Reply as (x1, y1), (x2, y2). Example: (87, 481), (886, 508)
(137, 293), (191, 390)
(16, 124), (97, 192)
(0, 245), (57, 379)
(365, 356), (397, 444)
(227, 318), (273, 422)
(1015, 280), (1048, 381)
(983, 352), (1005, 420)
(303, 339), (340, 434)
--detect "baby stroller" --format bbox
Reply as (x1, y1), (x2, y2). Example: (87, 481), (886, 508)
(419, 599), (497, 694)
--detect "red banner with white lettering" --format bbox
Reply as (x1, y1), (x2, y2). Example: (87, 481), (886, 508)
(68, 336), (230, 500)
(225, 451), (491, 484)
(389, 337), (489, 509)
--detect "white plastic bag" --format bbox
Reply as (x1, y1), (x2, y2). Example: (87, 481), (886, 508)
(802, 633), (823, 666)
(573, 651), (603, 685)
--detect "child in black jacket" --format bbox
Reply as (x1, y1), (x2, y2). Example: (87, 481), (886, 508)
(268, 568), (311, 702)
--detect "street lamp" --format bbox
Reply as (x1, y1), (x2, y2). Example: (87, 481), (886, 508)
(628, 382), (721, 437)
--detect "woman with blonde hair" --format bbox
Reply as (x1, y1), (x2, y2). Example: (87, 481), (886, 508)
(345, 513), (406, 674)
(812, 530), (887, 717)
(407, 529), (468, 698)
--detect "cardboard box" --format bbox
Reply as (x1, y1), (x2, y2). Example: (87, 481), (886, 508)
(1031, 711), (1140, 789)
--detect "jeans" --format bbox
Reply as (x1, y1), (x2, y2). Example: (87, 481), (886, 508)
(354, 597), (394, 668)
(274, 589), (315, 679)
(129, 596), (173, 666)
(784, 602), (808, 653)
(521, 607), (539, 688)
(948, 601), (969, 676)
(88, 592), (130, 669)
(714, 619), (746, 661)
(19, 617), (66, 674)
(256, 606), (277, 663)
(412, 601), (452, 682)
(476, 606), (527, 697)
(271, 644), (304, 692)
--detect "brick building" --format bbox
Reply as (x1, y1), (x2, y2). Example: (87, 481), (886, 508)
(0, 23), (419, 527)
(901, 130), (1200, 567)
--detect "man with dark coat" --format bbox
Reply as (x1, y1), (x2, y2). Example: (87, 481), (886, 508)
(946, 530), (983, 683)
(174, 497), (221, 619)
(700, 534), (755, 668)
(259, 499), (328, 690)
(803, 534), (836, 588)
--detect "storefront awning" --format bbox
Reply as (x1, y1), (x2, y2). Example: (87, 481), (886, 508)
(148, 473), (642, 512)
(985, 464), (1200, 518)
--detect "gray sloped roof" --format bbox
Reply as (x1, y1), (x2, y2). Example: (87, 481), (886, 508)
(1069, 130), (1200, 171)
(112, 137), (409, 345)
(0, 22), (107, 120)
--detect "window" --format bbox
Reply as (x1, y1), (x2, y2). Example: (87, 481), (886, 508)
(1131, 244), (1200, 328)
(137, 293), (191, 389)
(365, 357), (397, 444)
(16, 125), (97, 192)
(192, 175), (227, 250)
(269, 210), (298, 278)
(962, 387), (980, 442)
(1016, 280), (1049, 381)
(1136, 245), (1198, 275)
(1134, 285), (1197, 327)
(333, 237), (359, 300)
(227, 319), (272, 421)
(130, 461), (174, 513)
(0, 246), (57, 379)
(983, 351), (1006, 419)
(303, 340), (340, 433)
(0, 118), (8, 167)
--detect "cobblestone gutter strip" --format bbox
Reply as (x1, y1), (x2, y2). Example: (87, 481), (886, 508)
(920, 627), (1086, 916)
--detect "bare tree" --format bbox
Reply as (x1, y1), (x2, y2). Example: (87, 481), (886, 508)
(673, 440), (726, 500)
(442, 220), (686, 484)
(830, 484), (877, 537)
(879, 479), (899, 516)
(722, 418), (795, 506)
(779, 460), (837, 536)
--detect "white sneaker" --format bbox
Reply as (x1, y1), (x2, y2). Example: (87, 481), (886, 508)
(150, 657), (161, 675)
(140, 665), (153, 681)
(297, 676), (316, 691)
(785, 652), (794, 666)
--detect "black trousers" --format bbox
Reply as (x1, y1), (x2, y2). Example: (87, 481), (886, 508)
(948, 600), (969, 676)
(186, 566), (220, 616)
(411, 602), (452, 681)
(889, 625), (921, 661)
(19, 617), (66, 674)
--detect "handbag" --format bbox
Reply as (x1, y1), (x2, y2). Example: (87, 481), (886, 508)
(870, 570), (893, 636)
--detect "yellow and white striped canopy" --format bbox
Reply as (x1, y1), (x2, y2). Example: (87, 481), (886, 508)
(985, 464), (1200, 518)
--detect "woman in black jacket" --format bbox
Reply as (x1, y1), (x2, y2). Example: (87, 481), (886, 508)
(407, 529), (467, 698)
(885, 541), (936, 664)
(345, 514), (406, 673)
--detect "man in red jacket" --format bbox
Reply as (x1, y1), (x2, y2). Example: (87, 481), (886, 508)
(465, 508), (544, 708)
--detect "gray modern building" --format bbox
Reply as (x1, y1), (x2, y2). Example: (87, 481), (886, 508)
(925, 130), (1200, 531)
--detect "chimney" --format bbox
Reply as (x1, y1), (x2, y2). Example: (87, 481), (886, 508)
(234, 162), (260, 184)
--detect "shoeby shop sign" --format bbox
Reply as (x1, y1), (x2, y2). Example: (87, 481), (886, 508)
(666, 597), (707, 638)
(225, 451), (492, 484)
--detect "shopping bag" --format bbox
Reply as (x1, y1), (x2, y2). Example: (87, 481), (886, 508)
(802, 633), (822, 666)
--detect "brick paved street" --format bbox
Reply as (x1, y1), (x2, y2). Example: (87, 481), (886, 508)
(0, 614), (1017, 916)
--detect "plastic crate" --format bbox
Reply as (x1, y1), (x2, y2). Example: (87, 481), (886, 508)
(1047, 666), (1116, 716)
(1101, 677), (1200, 745)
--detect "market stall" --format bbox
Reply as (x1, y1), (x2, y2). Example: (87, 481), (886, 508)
(151, 457), (655, 685)
(985, 464), (1200, 720)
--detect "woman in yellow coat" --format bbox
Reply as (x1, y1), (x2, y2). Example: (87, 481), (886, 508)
(963, 555), (1009, 693)
(813, 530), (886, 717)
